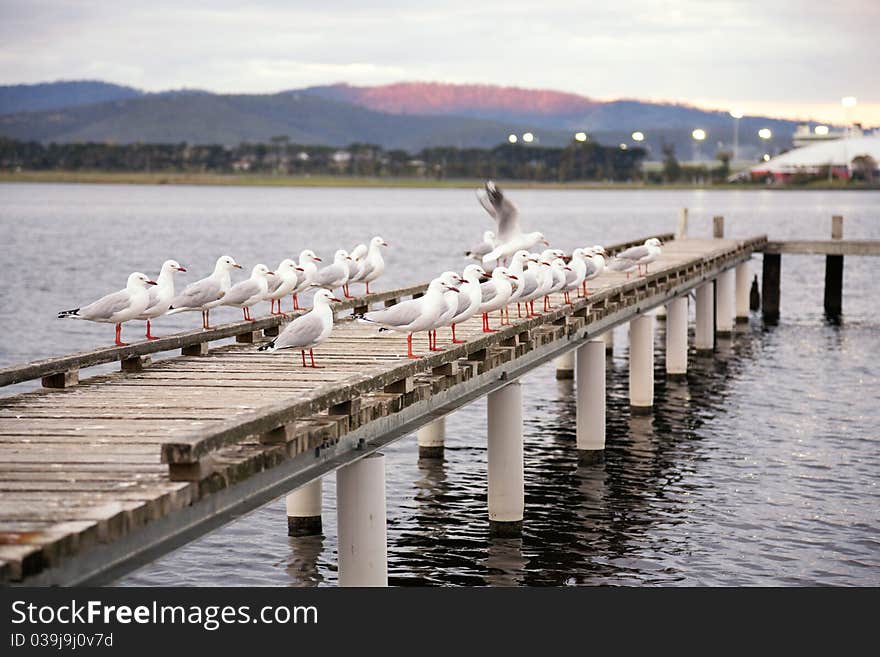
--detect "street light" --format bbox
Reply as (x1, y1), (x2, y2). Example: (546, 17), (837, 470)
(619, 143), (628, 150)
(758, 128), (772, 140)
(631, 131), (645, 142)
(763, 154), (770, 162)
(522, 132), (535, 143)
(815, 125), (829, 136)
(691, 128), (706, 161)
(574, 131), (587, 142)
(729, 109), (743, 162)
(508, 134), (518, 144)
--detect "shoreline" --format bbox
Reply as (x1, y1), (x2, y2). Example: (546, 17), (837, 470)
(0, 170), (876, 191)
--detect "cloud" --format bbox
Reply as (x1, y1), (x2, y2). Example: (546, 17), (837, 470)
(0, 0), (876, 123)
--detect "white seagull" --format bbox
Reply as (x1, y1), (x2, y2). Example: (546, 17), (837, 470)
(361, 236), (389, 294)
(582, 246), (607, 295)
(609, 238), (662, 278)
(221, 264), (275, 321)
(449, 264), (486, 343)
(478, 267), (517, 332)
(427, 271), (465, 352)
(258, 289), (340, 368)
(167, 255), (242, 329)
(290, 249), (321, 310)
(357, 277), (458, 359)
(465, 230), (497, 261)
(477, 181), (549, 266)
(138, 259), (187, 339)
(313, 250), (351, 297)
(59, 272), (157, 346)
(266, 259), (304, 315)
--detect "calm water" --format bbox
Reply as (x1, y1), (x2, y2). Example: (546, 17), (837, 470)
(1, 183), (878, 586)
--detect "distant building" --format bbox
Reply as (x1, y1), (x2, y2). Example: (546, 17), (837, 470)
(792, 123), (865, 148)
(750, 136), (880, 182)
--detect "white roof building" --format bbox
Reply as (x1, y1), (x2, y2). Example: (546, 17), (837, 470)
(751, 136), (880, 179)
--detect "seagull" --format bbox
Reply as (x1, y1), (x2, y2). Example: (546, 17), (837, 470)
(544, 258), (571, 312)
(290, 249), (322, 310)
(342, 248), (361, 298)
(427, 271), (465, 352)
(465, 230), (496, 260)
(562, 248), (589, 304)
(362, 236), (389, 294)
(265, 259), (304, 315)
(313, 250), (351, 297)
(347, 243), (370, 294)
(609, 238), (662, 278)
(449, 264), (486, 343)
(521, 254), (554, 316)
(356, 277), (457, 359)
(221, 264), (275, 321)
(258, 289), (340, 368)
(167, 255), (242, 329)
(478, 267), (517, 333)
(59, 272), (157, 346)
(582, 246), (607, 295)
(477, 181), (549, 266)
(506, 250), (539, 319)
(138, 259), (187, 339)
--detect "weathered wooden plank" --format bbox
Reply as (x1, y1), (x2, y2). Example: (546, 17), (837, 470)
(761, 240), (880, 256)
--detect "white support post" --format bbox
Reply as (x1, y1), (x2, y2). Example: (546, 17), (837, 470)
(554, 350), (575, 380)
(576, 340), (606, 464)
(629, 314), (654, 414)
(417, 417), (445, 459)
(286, 478), (322, 536)
(716, 269), (735, 337)
(487, 382), (524, 537)
(695, 283), (714, 352)
(665, 296), (688, 379)
(337, 453), (388, 587)
(735, 262), (750, 323)
(602, 328), (614, 354)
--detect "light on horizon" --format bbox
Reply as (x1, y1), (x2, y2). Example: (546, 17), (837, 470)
(508, 133), (518, 143)
(729, 109), (744, 119)
(841, 96), (857, 108)
(691, 128), (706, 141)
(522, 132), (534, 143)
(574, 131), (587, 142)
(763, 154), (771, 162)
(631, 131), (645, 142)
(619, 143), (628, 150)
(758, 128), (772, 140)
(814, 125), (829, 136)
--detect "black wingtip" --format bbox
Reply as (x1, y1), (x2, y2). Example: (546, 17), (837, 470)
(257, 340), (276, 352)
(58, 308), (79, 318)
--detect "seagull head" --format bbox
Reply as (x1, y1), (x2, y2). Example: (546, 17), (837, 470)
(372, 236), (389, 248)
(218, 255), (242, 271)
(252, 264), (274, 278)
(128, 272), (157, 290)
(315, 289), (342, 304)
(162, 259), (186, 274)
(645, 238), (662, 247)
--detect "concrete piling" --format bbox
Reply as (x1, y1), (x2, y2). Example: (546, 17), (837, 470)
(629, 314), (654, 413)
(576, 340), (606, 464)
(554, 351), (575, 379)
(286, 479), (322, 536)
(487, 382), (524, 537)
(715, 269), (735, 337)
(417, 417), (445, 459)
(824, 215), (844, 318)
(665, 296), (688, 378)
(695, 283), (715, 352)
(735, 262), (750, 323)
(337, 453), (388, 587)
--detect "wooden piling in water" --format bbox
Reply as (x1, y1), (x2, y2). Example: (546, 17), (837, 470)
(762, 254), (781, 324)
(713, 215), (725, 239)
(750, 274), (761, 310)
(824, 215), (844, 318)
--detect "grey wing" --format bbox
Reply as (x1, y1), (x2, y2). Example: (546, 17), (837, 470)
(485, 182), (519, 240)
(454, 291), (471, 315)
(480, 281), (498, 304)
(266, 273), (282, 294)
(466, 239), (492, 258)
(364, 298), (423, 327)
(358, 260), (375, 280)
(171, 278), (223, 309)
(223, 280), (261, 305)
(564, 268), (577, 285)
(347, 259), (359, 278)
(616, 245), (649, 261)
(520, 272), (539, 297)
(274, 312), (325, 349)
(78, 289), (132, 320)
(314, 264), (344, 287)
(583, 260), (599, 277)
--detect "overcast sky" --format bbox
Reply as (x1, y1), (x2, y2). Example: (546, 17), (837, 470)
(1, 0), (877, 124)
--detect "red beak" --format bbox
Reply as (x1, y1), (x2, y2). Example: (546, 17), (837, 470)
(177, 266), (187, 272)
(565, 266), (572, 271)
(541, 239), (550, 246)
(313, 257), (323, 262)
(266, 271), (275, 275)
(330, 297), (342, 302)
(508, 274), (519, 280)
(233, 264), (242, 269)
(146, 280), (158, 286)
(346, 256), (352, 260)
(382, 241), (389, 246)
(447, 286), (460, 293)
(296, 267), (305, 272)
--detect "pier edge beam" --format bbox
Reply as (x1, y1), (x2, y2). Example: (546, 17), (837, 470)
(417, 417), (445, 459)
(629, 314), (654, 414)
(715, 268), (735, 337)
(554, 351), (575, 379)
(695, 282), (715, 353)
(487, 382), (524, 537)
(665, 296), (688, 379)
(336, 453), (388, 587)
(735, 262), (750, 323)
(823, 215), (844, 318)
(762, 253), (781, 324)
(286, 478), (322, 536)
(576, 340), (606, 464)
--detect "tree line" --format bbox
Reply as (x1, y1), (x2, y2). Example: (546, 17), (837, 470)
(0, 137), (647, 182)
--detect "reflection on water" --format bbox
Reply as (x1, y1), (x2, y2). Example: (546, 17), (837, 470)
(1, 184), (877, 586)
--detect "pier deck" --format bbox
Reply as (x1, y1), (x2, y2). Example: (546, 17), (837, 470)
(0, 234), (765, 585)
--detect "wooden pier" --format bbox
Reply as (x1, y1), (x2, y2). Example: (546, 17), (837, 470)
(0, 232), (766, 585)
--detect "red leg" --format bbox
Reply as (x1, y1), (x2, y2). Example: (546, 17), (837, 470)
(365, 282), (371, 295)
(308, 349), (324, 368)
(145, 319), (159, 340)
(452, 323), (466, 343)
(406, 333), (418, 359)
(517, 303), (522, 318)
(582, 281), (587, 297)
(114, 323), (128, 346)
(293, 294), (300, 311)
(301, 350), (307, 367)
(430, 329), (443, 351)
(482, 312), (496, 333)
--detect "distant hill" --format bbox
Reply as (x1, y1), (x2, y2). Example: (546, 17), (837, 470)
(0, 80), (142, 114)
(0, 80), (812, 158)
(0, 91), (569, 150)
